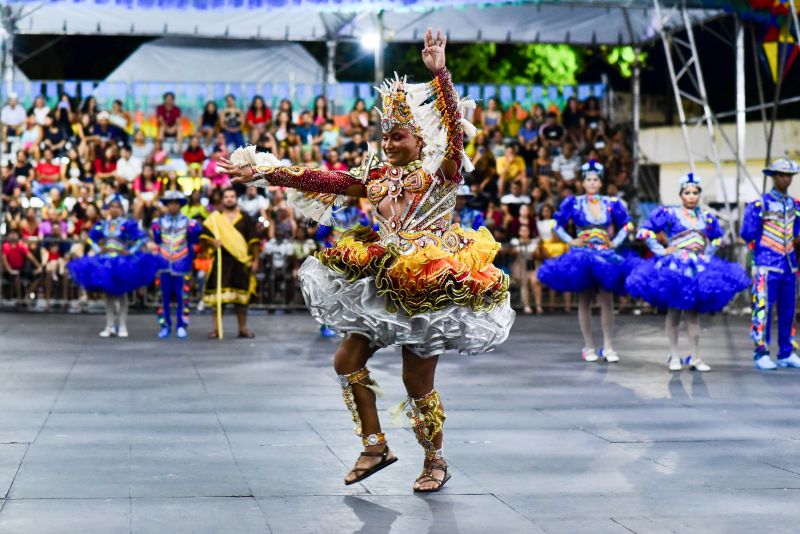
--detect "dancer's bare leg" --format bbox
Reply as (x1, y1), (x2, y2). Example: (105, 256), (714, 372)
(401, 347), (447, 491)
(597, 290), (615, 352)
(578, 291), (595, 350)
(666, 308), (681, 357)
(333, 334), (392, 484)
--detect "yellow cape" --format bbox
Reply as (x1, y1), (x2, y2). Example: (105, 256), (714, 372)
(203, 211), (252, 265)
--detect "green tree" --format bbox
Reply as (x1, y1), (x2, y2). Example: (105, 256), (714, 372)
(603, 46), (648, 78)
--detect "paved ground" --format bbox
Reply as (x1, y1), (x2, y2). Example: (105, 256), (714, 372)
(1, 310), (799, 533)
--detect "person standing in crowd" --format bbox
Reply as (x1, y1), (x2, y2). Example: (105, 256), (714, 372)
(152, 191), (201, 339)
(509, 223), (543, 315)
(221, 94), (245, 151)
(537, 161), (633, 363)
(201, 187), (260, 339)
(627, 174), (749, 372)
(1, 92), (27, 152)
(455, 184), (484, 230)
(2, 229), (42, 304)
(157, 91), (182, 152)
(68, 196), (160, 338)
(741, 158), (800, 370)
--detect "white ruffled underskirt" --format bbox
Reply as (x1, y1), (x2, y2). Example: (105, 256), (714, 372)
(299, 257), (515, 358)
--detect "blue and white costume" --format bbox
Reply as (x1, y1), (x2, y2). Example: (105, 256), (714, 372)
(740, 158), (800, 369)
(152, 192), (201, 338)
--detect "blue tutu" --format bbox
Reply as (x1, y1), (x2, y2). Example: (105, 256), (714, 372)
(68, 252), (164, 296)
(626, 251), (749, 313)
(538, 247), (634, 294)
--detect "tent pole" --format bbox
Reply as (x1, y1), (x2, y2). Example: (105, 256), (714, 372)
(374, 10), (384, 86)
(1, 5), (14, 97)
(631, 46), (641, 193)
(763, 19), (790, 192)
(735, 15), (745, 225)
(324, 39), (336, 99)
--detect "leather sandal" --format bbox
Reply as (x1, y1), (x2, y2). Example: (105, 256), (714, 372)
(344, 446), (398, 486)
(413, 463), (451, 493)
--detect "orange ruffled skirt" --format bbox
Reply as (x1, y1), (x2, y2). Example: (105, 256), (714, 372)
(299, 224), (514, 357)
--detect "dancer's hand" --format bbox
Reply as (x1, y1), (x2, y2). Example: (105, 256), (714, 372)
(663, 246), (678, 255)
(422, 28), (447, 73)
(570, 237), (585, 247)
(218, 157), (254, 184)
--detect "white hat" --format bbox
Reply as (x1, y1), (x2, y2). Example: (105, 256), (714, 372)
(7, 92), (18, 100)
(763, 158), (800, 176)
(97, 110), (110, 121)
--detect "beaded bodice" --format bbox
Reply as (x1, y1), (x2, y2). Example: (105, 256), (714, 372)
(365, 162), (462, 254)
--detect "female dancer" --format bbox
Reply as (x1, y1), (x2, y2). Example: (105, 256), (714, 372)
(219, 29), (513, 493)
(68, 195), (161, 337)
(537, 161), (633, 362)
(627, 173), (749, 372)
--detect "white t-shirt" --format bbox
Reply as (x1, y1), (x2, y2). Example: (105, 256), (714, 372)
(552, 154), (582, 182)
(1, 104), (26, 128)
(116, 156), (143, 183)
(264, 239), (295, 269)
(500, 194), (532, 205)
(238, 195), (269, 219)
(33, 106), (51, 126)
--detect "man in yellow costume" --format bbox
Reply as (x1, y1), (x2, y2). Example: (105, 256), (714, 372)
(201, 187), (260, 338)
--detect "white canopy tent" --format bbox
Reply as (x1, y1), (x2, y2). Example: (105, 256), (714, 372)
(8, 2), (720, 45)
(106, 37), (324, 83)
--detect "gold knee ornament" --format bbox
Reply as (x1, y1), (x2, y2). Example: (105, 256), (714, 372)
(337, 366), (386, 447)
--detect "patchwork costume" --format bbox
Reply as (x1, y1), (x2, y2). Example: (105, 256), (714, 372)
(152, 193), (201, 338)
(741, 160), (800, 368)
(231, 68), (514, 462)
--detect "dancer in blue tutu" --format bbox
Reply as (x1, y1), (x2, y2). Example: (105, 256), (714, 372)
(626, 173), (749, 372)
(538, 161), (633, 363)
(68, 195), (160, 338)
(741, 158), (800, 371)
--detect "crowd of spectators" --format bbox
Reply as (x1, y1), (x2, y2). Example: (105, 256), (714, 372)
(0, 88), (634, 312)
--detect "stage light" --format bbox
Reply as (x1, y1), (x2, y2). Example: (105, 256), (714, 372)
(360, 33), (381, 51)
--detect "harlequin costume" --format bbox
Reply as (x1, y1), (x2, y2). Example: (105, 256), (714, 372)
(230, 68), (513, 467)
(68, 195), (161, 337)
(152, 191), (201, 339)
(740, 158), (800, 370)
(626, 173), (749, 371)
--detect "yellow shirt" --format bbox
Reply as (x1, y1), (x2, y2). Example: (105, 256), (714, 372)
(496, 155), (526, 182)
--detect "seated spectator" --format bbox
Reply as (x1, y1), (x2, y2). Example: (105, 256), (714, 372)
(92, 111), (127, 145)
(239, 185), (270, 220)
(131, 130), (153, 161)
(323, 149), (348, 172)
(182, 189), (209, 221)
(504, 102), (524, 139)
(44, 188), (69, 221)
(507, 202), (538, 239)
(562, 97), (583, 133)
(39, 208), (68, 239)
(157, 91), (182, 151)
(497, 144), (527, 197)
(63, 147), (88, 196)
(33, 148), (65, 198)
(4, 196), (22, 232)
(54, 95), (73, 132)
(221, 94), (245, 150)
(489, 129), (506, 159)
(204, 148), (230, 189)
(80, 96), (99, 126)
(348, 98), (369, 135)
(12, 149), (35, 193)
(342, 132), (368, 166)
(295, 111), (321, 161)
(246, 95), (272, 140)
(20, 208), (40, 240)
(319, 120), (340, 158)
(500, 180), (532, 217)
(94, 145), (118, 185)
(150, 138), (169, 166)
(109, 99), (130, 131)
(132, 163), (160, 221)
(551, 142), (581, 184)
(41, 114), (68, 157)
(2, 229), (42, 303)
(2, 92), (27, 149)
(255, 132), (279, 157)
(538, 112), (565, 152)
(518, 117), (538, 152)
(312, 95), (332, 126)
(199, 101), (220, 145)
(532, 146), (554, 194)
(183, 136), (206, 177)
(20, 113), (43, 159)
(584, 97), (602, 130)
(115, 145), (143, 191)
(482, 97), (503, 132)
(30, 95), (50, 126)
